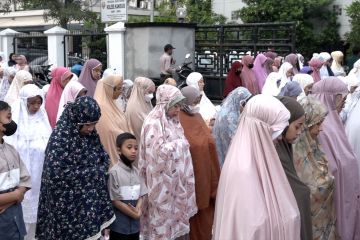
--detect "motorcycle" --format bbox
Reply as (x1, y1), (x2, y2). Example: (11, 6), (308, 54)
(177, 53), (193, 88)
(30, 64), (52, 88)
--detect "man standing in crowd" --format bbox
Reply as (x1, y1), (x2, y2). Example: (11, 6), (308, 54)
(160, 44), (178, 83)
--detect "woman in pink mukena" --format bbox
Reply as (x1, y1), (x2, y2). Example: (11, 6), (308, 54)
(311, 77), (360, 240)
(213, 94), (301, 240)
(138, 84), (197, 240)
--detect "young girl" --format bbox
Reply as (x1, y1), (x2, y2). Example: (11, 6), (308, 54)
(5, 84), (52, 239)
(108, 132), (147, 240)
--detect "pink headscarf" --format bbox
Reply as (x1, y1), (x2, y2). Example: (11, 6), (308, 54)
(56, 80), (86, 121)
(138, 85), (197, 240)
(213, 94), (300, 240)
(311, 77), (360, 240)
(45, 67), (72, 128)
(78, 58), (102, 97)
(253, 54), (272, 91)
(241, 55), (259, 94)
(309, 58), (323, 82)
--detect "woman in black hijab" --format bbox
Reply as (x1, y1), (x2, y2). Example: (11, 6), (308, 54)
(275, 96), (313, 240)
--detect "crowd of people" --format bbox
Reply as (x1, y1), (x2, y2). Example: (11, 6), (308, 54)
(0, 47), (359, 240)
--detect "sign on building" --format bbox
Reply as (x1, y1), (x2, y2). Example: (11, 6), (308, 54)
(101, 0), (128, 23)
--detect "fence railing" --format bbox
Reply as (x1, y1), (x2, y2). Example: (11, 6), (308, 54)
(63, 30), (107, 69)
(195, 22), (296, 100)
(13, 32), (48, 64)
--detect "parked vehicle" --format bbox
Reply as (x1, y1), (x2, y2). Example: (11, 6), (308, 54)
(177, 53), (193, 88)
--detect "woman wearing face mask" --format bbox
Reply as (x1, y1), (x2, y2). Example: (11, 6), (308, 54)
(94, 74), (132, 167)
(125, 77), (155, 141)
(311, 77), (360, 240)
(293, 97), (336, 240)
(5, 84), (51, 240)
(186, 72), (217, 127)
(36, 96), (115, 240)
(223, 61), (243, 97)
(212, 87), (252, 167)
(78, 58), (102, 97)
(56, 81), (87, 122)
(213, 95), (301, 240)
(240, 55), (259, 94)
(45, 67), (73, 128)
(138, 85), (197, 240)
(4, 70), (33, 106)
(275, 96), (312, 240)
(293, 74), (314, 100)
(179, 86), (220, 240)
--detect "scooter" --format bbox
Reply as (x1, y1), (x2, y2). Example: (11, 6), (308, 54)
(177, 53), (193, 88)
(30, 64), (52, 88)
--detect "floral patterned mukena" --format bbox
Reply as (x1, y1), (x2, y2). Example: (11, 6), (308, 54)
(35, 96), (115, 240)
(293, 96), (337, 240)
(212, 87), (252, 167)
(138, 85), (197, 240)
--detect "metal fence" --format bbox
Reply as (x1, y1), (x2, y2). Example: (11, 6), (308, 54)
(63, 31), (107, 69)
(195, 22), (296, 100)
(13, 32), (48, 65)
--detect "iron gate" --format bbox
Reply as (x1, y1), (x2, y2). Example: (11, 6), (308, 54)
(13, 32), (48, 64)
(195, 22), (296, 100)
(63, 31), (107, 69)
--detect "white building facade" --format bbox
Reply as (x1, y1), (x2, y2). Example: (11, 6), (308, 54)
(212, 0), (354, 39)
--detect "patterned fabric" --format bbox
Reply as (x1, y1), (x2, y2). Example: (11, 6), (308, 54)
(293, 97), (337, 240)
(212, 87), (252, 167)
(138, 85), (197, 240)
(36, 96), (115, 240)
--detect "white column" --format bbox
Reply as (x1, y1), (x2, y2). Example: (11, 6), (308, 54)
(44, 26), (68, 67)
(105, 22), (126, 76)
(0, 28), (19, 62)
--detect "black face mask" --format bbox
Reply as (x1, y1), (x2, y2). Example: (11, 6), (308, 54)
(248, 63), (254, 69)
(120, 154), (133, 169)
(235, 70), (242, 76)
(3, 120), (17, 136)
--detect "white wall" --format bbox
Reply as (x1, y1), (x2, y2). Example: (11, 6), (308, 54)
(332, 0), (353, 38)
(212, 0), (355, 38)
(212, 0), (246, 23)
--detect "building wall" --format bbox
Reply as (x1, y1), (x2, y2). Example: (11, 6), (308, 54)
(212, 0), (246, 23)
(212, 0), (355, 38)
(124, 23), (195, 80)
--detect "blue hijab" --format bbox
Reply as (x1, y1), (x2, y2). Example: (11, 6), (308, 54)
(212, 87), (252, 167)
(279, 81), (303, 98)
(36, 96), (114, 239)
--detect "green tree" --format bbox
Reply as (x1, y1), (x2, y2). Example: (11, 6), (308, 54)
(155, 0), (226, 24)
(20, 0), (97, 28)
(238, 0), (341, 59)
(346, 0), (360, 47)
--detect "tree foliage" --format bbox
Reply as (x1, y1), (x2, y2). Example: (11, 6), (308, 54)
(20, 0), (97, 28)
(238, 0), (342, 59)
(155, 0), (226, 24)
(346, 0), (360, 48)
